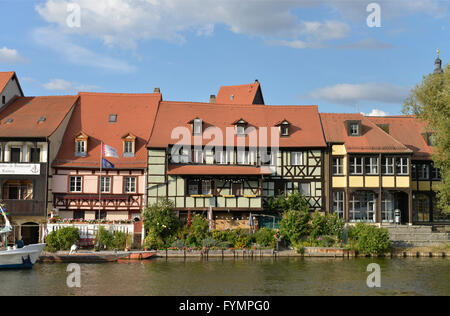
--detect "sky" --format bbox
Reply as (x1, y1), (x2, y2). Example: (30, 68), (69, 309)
(0, 0), (448, 116)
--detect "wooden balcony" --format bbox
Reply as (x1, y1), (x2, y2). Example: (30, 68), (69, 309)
(54, 193), (143, 210)
(2, 199), (47, 217)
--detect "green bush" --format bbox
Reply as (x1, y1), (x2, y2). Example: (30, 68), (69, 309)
(189, 215), (209, 246)
(254, 228), (276, 248)
(143, 199), (181, 245)
(171, 239), (185, 249)
(45, 227), (80, 252)
(202, 237), (218, 248)
(97, 227), (131, 250)
(349, 223), (391, 254)
(310, 212), (345, 241)
(279, 209), (311, 245)
(144, 230), (166, 250)
(264, 192), (310, 213)
(217, 241), (232, 249)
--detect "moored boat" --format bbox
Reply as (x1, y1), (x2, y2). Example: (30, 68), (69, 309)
(0, 203), (46, 269)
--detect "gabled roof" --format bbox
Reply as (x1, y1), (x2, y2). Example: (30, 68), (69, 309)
(320, 113), (412, 154)
(0, 96), (78, 138)
(366, 115), (432, 160)
(216, 81), (264, 105)
(148, 101), (326, 148)
(53, 92), (161, 169)
(0, 71), (24, 97)
(0, 72), (15, 93)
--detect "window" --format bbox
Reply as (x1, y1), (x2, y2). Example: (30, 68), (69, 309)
(290, 152), (302, 166)
(232, 182), (243, 196)
(382, 157), (394, 175)
(193, 118), (202, 135)
(260, 151), (274, 166)
(30, 148), (40, 163)
(236, 125), (245, 136)
(124, 141), (133, 154)
(365, 157), (379, 175)
(332, 191), (345, 219)
(419, 164), (430, 180)
(124, 177), (136, 193)
(95, 211), (107, 220)
(109, 114), (117, 123)
(382, 192), (394, 223)
(73, 211), (85, 220)
(193, 148), (204, 164)
(100, 177), (111, 193)
(2, 180), (33, 200)
(202, 180), (212, 195)
(349, 191), (376, 222)
(1, 96), (5, 105)
(281, 125), (289, 136)
(349, 157), (363, 175)
(10, 148), (21, 163)
(76, 140), (86, 154)
(332, 157), (344, 175)
(413, 194), (429, 222)
(237, 150), (253, 165)
(188, 181), (199, 195)
(432, 166), (441, 180)
(396, 158), (409, 175)
(299, 183), (310, 196)
(216, 150), (229, 164)
(69, 176), (82, 192)
(350, 123), (359, 136)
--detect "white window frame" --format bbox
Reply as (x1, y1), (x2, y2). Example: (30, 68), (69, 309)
(383, 157), (395, 175)
(100, 176), (111, 193)
(396, 157), (409, 175)
(365, 157), (379, 175)
(124, 141), (134, 154)
(202, 180), (212, 195)
(290, 152), (303, 166)
(333, 191), (345, 219)
(349, 157), (363, 175)
(236, 125), (245, 136)
(193, 119), (202, 135)
(69, 176), (82, 193)
(124, 177), (136, 193)
(333, 157), (344, 175)
(216, 150), (229, 164)
(419, 164), (429, 180)
(193, 148), (204, 164)
(76, 140), (86, 154)
(350, 123), (359, 136)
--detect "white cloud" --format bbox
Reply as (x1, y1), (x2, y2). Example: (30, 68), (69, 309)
(361, 109), (389, 116)
(0, 47), (28, 64)
(32, 27), (135, 72)
(307, 83), (411, 105)
(35, 0), (352, 49)
(42, 78), (99, 92)
(336, 38), (395, 50)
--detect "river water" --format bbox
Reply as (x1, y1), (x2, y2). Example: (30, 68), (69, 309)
(0, 257), (448, 296)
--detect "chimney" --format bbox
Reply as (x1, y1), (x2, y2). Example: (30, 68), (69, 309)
(209, 94), (216, 103)
(154, 87), (161, 93)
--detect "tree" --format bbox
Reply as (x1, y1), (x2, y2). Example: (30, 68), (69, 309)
(142, 199), (181, 248)
(279, 209), (311, 245)
(264, 191), (310, 213)
(403, 63), (450, 214)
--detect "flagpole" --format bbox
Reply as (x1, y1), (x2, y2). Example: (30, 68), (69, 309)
(99, 141), (103, 222)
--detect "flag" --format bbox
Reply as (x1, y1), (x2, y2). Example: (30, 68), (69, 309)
(102, 158), (114, 169)
(103, 143), (119, 158)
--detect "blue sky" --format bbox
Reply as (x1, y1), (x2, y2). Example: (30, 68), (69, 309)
(0, 0), (448, 115)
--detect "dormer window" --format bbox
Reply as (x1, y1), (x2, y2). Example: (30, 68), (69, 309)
(122, 133), (136, 157)
(75, 132), (88, 157)
(346, 120), (362, 137)
(276, 119), (291, 136)
(233, 118), (248, 136)
(193, 118), (202, 135)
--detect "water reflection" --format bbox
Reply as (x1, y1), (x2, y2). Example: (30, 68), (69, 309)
(0, 257), (448, 296)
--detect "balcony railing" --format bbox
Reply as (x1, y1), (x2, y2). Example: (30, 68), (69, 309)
(2, 199), (46, 217)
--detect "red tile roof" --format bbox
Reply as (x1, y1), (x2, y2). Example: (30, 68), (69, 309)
(0, 72), (15, 93)
(53, 92), (161, 169)
(148, 101), (326, 148)
(367, 116), (432, 160)
(0, 96), (78, 138)
(320, 113), (412, 154)
(216, 81), (264, 105)
(167, 164), (272, 175)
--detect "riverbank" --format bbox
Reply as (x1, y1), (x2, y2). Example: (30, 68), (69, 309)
(153, 247), (450, 258)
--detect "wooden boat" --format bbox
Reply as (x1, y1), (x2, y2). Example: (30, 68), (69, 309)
(118, 251), (157, 261)
(38, 251), (131, 263)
